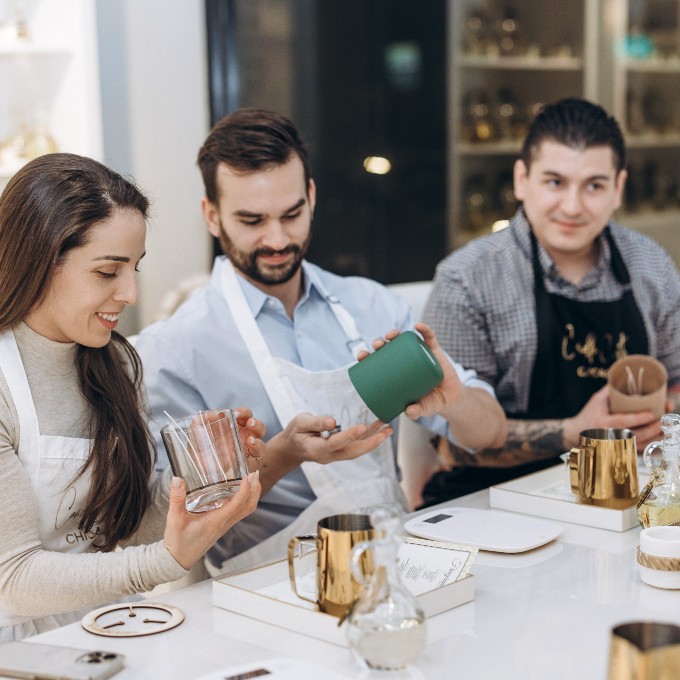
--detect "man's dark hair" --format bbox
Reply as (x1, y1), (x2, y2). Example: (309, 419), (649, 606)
(197, 108), (312, 203)
(520, 98), (626, 172)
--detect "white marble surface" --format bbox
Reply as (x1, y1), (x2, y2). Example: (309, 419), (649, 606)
(21, 484), (680, 680)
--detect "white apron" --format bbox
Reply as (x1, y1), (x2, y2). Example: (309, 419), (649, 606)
(214, 260), (406, 574)
(0, 331), (95, 641)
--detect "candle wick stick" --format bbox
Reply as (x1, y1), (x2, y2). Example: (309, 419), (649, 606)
(164, 410), (209, 485)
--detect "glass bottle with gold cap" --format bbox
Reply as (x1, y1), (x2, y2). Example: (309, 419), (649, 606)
(346, 505), (426, 671)
(638, 413), (680, 528)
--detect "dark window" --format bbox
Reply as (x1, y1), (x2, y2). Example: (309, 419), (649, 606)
(205, 0), (447, 284)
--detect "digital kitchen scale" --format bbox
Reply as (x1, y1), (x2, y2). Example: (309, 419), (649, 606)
(404, 507), (563, 553)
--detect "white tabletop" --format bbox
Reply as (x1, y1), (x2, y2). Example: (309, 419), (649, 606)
(23, 483), (680, 680)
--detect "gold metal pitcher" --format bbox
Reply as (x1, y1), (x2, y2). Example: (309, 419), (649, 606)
(608, 622), (680, 680)
(288, 514), (375, 618)
(569, 428), (638, 509)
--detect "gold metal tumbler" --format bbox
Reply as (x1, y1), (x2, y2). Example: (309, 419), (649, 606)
(608, 622), (680, 680)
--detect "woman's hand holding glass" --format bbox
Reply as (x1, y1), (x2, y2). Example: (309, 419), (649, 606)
(162, 408), (265, 570)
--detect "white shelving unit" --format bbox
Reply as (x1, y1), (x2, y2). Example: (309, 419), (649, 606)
(447, 0), (680, 266)
(447, 0), (600, 248)
(456, 54), (584, 71)
(607, 0), (680, 264)
(0, 0), (102, 193)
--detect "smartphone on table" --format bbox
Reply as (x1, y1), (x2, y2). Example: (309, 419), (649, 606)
(0, 640), (124, 679)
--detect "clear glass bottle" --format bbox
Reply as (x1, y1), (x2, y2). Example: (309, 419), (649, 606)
(638, 413), (680, 528)
(496, 87), (527, 142)
(463, 9), (490, 56)
(496, 6), (525, 57)
(466, 90), (496, 143)
(346, 506), (426, 671)
(463, 174), (491, 232)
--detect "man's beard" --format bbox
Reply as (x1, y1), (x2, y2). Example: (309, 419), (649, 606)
(217, 224), (311, 286)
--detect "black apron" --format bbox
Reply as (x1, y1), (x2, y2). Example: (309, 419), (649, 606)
(521, 227), (649, 419)
(421, 227), (649, 507)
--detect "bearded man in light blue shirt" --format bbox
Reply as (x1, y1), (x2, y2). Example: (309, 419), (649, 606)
(136, 108), (506, 575)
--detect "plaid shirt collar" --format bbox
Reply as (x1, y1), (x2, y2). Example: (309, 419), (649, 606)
(510, 208), (614, 293)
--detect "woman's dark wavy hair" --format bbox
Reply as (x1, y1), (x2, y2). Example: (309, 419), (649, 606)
(520, 98), (626, 173)
(0, 152), (154, 551)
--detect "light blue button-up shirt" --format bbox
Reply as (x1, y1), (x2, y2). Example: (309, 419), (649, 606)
(136, 257), (494, 563)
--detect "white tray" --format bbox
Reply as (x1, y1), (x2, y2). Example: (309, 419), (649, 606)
(489, 464), (643, 532)
(213, 545), (475, 647)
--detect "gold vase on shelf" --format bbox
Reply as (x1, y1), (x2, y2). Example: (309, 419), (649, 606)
(0, 111), (58, 175)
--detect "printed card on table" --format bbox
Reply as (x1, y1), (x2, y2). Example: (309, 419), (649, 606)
(398, 537), (477, 596)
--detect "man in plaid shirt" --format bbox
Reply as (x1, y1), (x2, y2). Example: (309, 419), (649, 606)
(422, 98), (680, 504)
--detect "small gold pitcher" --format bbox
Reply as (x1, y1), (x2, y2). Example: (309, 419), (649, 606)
(288, 514), (375, 618)
(569, 428), (638, 509)
(608, 622), (680, 680)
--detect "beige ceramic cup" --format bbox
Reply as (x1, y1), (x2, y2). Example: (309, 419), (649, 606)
(608, 355), (668, 419)
(569, 428), (639, 509)
(288, 514), (375, 618)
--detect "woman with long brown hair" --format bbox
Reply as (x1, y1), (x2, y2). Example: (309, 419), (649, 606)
(0, 153), (263, 641)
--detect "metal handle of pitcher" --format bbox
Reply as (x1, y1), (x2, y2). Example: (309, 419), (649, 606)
(287, 534), (318, 606)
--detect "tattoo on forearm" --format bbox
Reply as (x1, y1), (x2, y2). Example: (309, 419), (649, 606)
(505, 419), (565, 454)
(441, 418), (565, 468)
